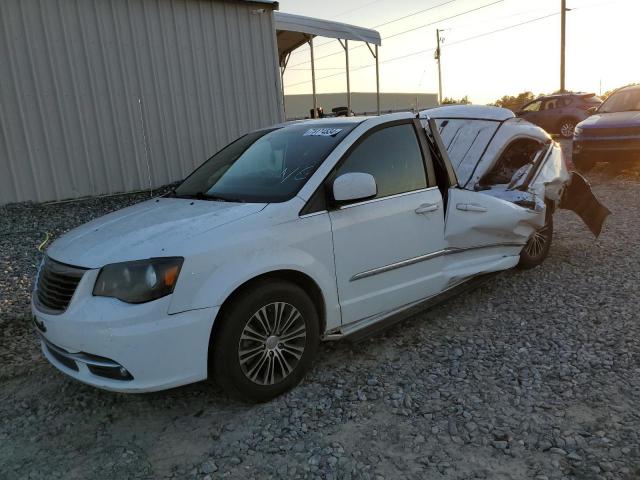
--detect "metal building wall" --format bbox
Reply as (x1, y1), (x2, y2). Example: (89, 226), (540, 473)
(0, 0), (283, 204)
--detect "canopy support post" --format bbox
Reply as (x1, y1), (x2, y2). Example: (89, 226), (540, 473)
(366, 42), (380, 116)
(375, 45), (380, 116)
(280, 52), (291, 120)
(339, 39), (351, 116)
(308, 36), (317, 118)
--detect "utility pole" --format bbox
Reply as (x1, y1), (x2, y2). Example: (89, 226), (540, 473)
(435, 29), (443, 104)
(560, 0), (566, 93)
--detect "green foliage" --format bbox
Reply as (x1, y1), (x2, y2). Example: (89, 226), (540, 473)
(441, 95), (471, 105)
(492, 91), (537, 112)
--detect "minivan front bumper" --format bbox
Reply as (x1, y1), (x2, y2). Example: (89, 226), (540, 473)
(31, 269), (218, 392)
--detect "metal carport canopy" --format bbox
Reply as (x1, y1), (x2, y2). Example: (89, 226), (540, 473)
(274, 12), (382, 117)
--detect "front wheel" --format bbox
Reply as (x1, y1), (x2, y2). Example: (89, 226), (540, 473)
(210, 280), (319, 402)
(518, 215), (553, 269)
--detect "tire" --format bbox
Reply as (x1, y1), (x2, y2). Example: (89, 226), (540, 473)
(210, 280), (319, 402)
(573, 152), (596, 173)
(559, 118), (577, 139)
(518, 213), (553, 269)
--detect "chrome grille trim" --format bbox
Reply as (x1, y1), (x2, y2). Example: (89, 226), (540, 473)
(35, 257), (87, 314)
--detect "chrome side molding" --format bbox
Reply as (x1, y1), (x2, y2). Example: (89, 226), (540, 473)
(350, 243), (524, 282)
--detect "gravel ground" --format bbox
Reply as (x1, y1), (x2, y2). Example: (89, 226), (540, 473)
(1, 147), (640, 479)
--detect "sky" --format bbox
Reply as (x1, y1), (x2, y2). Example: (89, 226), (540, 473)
(277, 0), (640, 105)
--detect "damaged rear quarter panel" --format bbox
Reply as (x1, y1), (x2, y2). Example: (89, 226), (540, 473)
(445, 188), (543, 249)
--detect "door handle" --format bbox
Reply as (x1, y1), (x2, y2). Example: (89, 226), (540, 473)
(456, 203), (488, 213)
(415, 203), (439, 214)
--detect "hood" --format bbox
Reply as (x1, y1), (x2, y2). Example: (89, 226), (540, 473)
(47, 198), (267, 268)
(578, 111), (640, 130)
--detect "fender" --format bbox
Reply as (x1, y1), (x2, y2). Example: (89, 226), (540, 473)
(167, 210), (341, 331)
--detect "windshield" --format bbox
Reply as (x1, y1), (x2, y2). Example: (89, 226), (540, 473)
(598, 89), (640, 113)
(174, 123), (356, 203)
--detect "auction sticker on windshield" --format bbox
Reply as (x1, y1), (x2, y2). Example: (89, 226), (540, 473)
(303, 128), (343, 137)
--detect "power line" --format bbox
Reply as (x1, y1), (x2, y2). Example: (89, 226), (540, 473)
(285, 47), (438, 88)
(285, 0), (503, 69)
(380, 0), (504, 41)
(444, 12), (559, 47)
(288, 0), (458, 56)
(371, 0), (458, 29)
(439, 6), (552, 30)
(332, 0), (387, 20)
(285, 11), (562, 89)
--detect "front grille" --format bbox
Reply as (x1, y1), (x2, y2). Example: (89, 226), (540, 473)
(36, 257), (87, 314)
(582, 127), (640, 137)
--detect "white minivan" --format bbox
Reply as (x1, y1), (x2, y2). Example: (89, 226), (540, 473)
(32, 107), (607, 401)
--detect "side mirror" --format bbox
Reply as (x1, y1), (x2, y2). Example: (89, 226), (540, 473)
(587, 106), (598, 115)
(332, 172), (377, 203)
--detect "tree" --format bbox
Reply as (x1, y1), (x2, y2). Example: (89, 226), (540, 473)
(441, 95), (471, 105)
(492, 91), (537, 112)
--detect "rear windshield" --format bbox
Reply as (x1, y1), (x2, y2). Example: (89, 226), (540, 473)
(174, 123), (356, 203)
(599, 89), (640, 113)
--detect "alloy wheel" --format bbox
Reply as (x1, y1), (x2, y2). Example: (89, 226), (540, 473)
(560, 122), (575, 138)
(238, 302), (306, 386)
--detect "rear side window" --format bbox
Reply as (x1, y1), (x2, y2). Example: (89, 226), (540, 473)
(335, 123), (427, 199)
(522, 100), (542, 112)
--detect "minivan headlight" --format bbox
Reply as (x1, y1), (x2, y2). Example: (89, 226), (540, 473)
(93, 257), (183, 304)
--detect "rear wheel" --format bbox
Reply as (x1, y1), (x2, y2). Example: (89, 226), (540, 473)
(210, 280), (319, 402)
(559, 118), (577, 139)
(518, 214), (553, 269)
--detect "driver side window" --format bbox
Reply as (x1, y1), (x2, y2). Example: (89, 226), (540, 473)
(335, 123), (427, 199)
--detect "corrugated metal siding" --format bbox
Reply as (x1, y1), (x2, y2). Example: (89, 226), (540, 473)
(0, 0), (283, 204)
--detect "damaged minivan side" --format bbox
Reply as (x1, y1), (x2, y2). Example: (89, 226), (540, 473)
(420, 105), (610, 249)
(33, 108), (610, 401)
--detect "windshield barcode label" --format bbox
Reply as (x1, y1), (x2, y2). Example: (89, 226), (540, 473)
(303, 128), (343, 137)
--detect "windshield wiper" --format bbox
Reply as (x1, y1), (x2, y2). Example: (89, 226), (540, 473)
(205, 194), (244, 203)
(170, 191), (243, 202)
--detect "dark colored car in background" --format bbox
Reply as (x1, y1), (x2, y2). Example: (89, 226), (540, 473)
(516, 93), (603, 138)
(573, 85), (640, 171)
